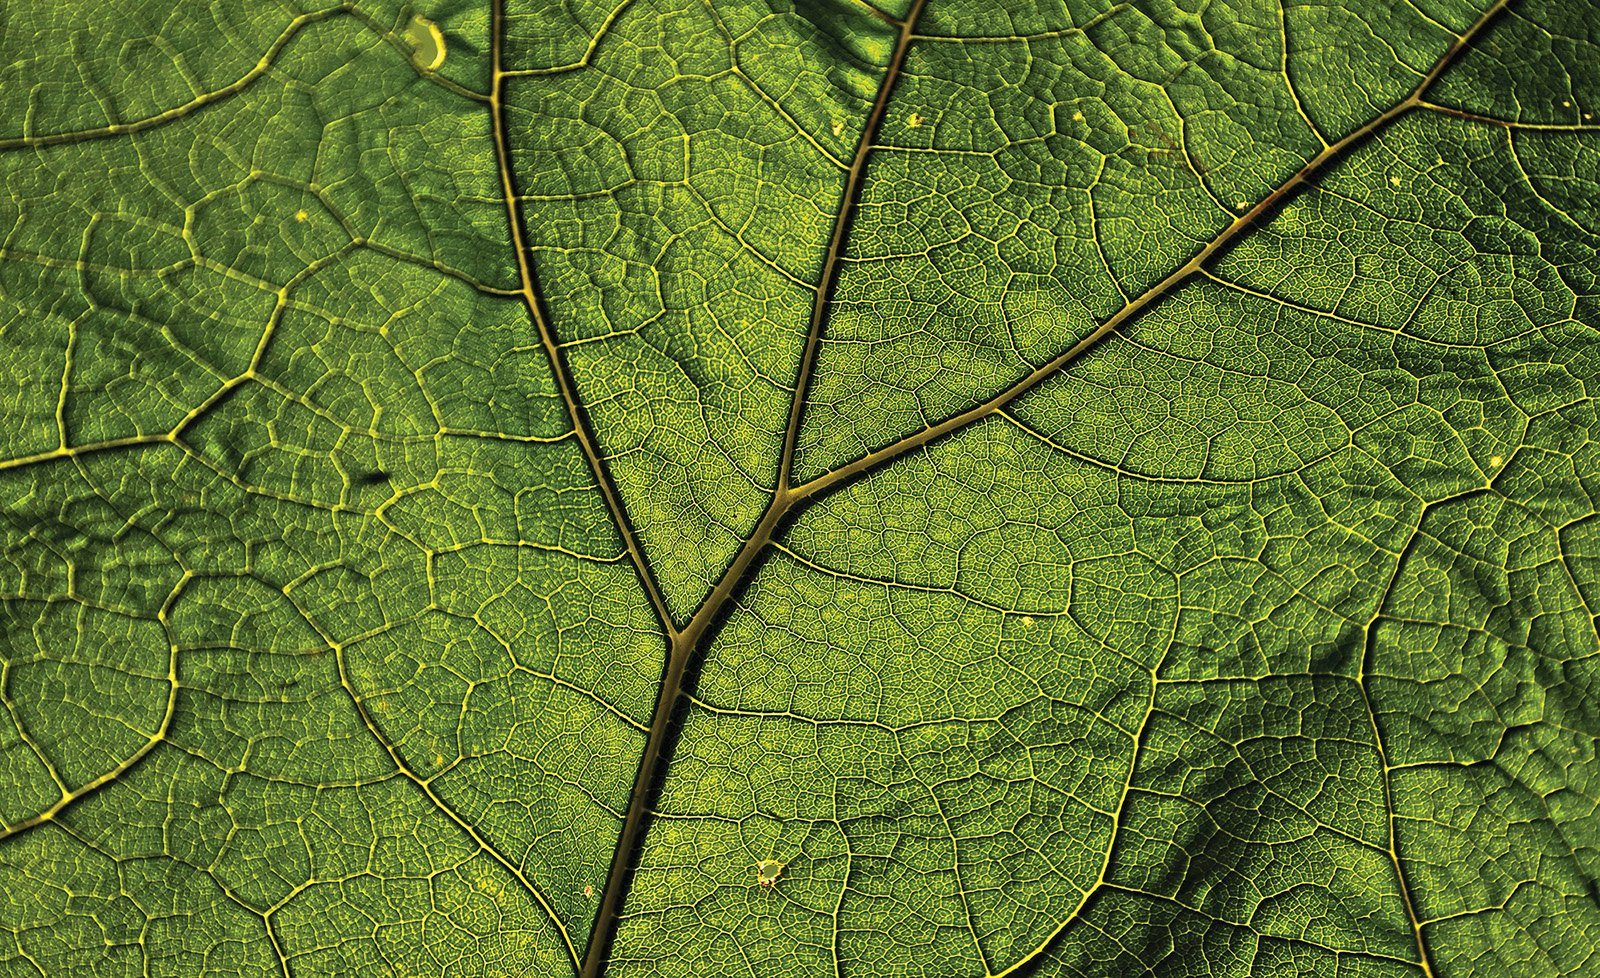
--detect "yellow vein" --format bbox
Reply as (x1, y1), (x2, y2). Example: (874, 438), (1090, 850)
(0, 571), (188, 843)
(0, 8), (345, 152)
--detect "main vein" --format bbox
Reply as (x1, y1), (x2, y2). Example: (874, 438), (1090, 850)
(578, 4), (930, 974)
(489, 0), (1515, 975)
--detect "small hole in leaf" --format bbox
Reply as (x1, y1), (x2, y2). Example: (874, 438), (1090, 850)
(404, 14), (447, 71)
(755, 859), (784, 887)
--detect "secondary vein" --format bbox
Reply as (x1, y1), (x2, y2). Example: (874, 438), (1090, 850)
(487, 0), (676, 641)
(790, 0), (1516, 506)
(776, 0), (930, 493)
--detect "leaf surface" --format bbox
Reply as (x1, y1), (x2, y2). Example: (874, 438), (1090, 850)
(0, 1), (1597, 976)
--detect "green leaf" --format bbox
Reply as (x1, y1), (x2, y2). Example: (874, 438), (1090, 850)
(1, 0), (1596, 976)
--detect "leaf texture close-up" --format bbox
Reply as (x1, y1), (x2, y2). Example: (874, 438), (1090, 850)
(1, 0), (1597, 975)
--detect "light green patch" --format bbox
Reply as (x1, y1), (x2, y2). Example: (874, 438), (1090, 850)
(754, 859), (784, 887)
(403, 14), (446, 71)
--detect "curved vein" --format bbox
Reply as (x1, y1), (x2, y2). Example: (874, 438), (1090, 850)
(0, 8), (344, 152)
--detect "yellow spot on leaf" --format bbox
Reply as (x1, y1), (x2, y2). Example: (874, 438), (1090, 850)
(1390, 175), (1401, 187)
(1072, 110), (1085, 122)
(831, 119), (845, 137)
(294, 209), (309, 223)
(755, 859), (784, 887)
(907, 113), (923, 129)
(404, 14), (447, 72)
(1490, 455), (1503, 468)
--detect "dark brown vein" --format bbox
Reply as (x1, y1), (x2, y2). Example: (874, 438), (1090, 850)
(1354, 486), (1487, 978)
(1417, 100), (1600, 131)
(778, 0), (927, 492)
(1360, 543), (1439, 978)
(582, 3), (928, 975)
(331, 641), (582, 970)
(488, 0), (675, 641)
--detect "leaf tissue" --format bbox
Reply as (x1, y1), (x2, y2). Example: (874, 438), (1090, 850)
(1, 0), (1597, 975)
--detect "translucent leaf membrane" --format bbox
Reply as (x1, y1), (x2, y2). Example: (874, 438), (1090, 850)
(1, 0), (1597, 976)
